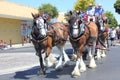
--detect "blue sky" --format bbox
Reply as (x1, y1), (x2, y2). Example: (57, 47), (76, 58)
(6, 0), (120, 24)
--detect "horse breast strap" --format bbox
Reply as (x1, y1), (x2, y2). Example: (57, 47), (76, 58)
(86, 23), (91, 35)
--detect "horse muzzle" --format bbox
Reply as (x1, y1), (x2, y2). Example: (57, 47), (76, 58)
(72, 34), (78, 38)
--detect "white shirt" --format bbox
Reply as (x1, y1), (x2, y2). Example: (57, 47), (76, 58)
(110, 29), (116, 38)
(86, 7), (95, 16)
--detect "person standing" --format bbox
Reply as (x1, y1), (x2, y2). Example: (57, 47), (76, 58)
(109, 27), (117, 46)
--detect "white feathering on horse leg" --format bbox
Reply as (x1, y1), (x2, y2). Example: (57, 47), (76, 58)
(62, 48), (70, 66)
(95, 49), (101, 60)
(72, 59), (81, 77)
(79, 56), (86, 72)
(72, 54), (77, 61)
(47, 55), (57, 67)
(55, 55), (63, 70)
(101, 50), (106, 58)
(89, 56), (97, 68)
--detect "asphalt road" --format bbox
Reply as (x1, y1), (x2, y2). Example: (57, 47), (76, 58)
(0, 42), (120, 80)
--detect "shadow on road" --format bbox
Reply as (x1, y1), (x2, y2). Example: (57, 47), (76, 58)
(13, 49), (75, 80)
(13, 63), (75, 80)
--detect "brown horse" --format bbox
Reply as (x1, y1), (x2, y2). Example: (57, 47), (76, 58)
(31, 13), (70, 75)
(95, 15), (109, 59)
(68, 11), (98, 77)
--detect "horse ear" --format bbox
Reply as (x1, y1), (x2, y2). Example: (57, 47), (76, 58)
(69, 11), (73, 15)
(31, 13), (35, 18)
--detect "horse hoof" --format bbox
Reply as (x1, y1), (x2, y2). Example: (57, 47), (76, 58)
(37, 70), (46, 75)
(79, 67), (86, 73)
(55, 66), (63, 71)
(71, 71), (80, 78)
(88, 64), (97, 68)
(43, 70), (46, 75)
(37, 71), (41, 75)
(101, 53), (106, 58)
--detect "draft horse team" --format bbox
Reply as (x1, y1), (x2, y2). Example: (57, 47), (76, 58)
(31, 11), (109, 77)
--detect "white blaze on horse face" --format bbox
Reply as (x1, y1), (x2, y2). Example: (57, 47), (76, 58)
(73, 22), (79, 37)
(36, 17), (46, 36)
(99, 19), (104, 30)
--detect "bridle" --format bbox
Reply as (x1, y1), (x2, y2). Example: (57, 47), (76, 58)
(31, 16), (48, 43)
(69, 13), (85, 41)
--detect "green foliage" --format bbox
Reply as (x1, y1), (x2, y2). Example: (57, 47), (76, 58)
(73, 0), (95, 11)
(64, 11), (71, 22)
(65, 0), (95, 22)
(114, 0), (120, 14)
(38, 3), (58, 19)
(105, 11), (118, 28)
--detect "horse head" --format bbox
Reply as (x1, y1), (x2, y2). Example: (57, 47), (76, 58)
(31, 13), (47, 40)
(68, 11), (84, 38)
(96, 15), (104, 32)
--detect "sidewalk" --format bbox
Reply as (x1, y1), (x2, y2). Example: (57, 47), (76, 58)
(8, 43), (33, 49)
(0, 42), (59, 75)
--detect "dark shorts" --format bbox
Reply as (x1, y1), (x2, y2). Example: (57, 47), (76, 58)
(110, 38), (115, 41)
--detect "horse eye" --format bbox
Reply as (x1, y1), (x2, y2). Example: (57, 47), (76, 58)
(68, 20), (71, 23)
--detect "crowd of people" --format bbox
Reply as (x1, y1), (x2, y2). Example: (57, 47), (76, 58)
(78, 3), (105, 22)
(77, 3), (108, 34)
(78, 3), (119, 46)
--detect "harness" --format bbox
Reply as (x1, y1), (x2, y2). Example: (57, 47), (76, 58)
(69, 23), (91, 42)
(49, 24), (68, 46)
(31, 31), (48, 43)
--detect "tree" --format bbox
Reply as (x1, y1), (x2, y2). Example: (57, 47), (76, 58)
(73, 0), (95, 11)
(114, 0), (120, 14)
(38, 3), (58, 19)
(65, 0), (95, 22)
(105, 11), (118, 28)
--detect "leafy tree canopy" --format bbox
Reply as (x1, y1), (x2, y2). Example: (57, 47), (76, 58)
(105, 11), (118, 28)
(73, 0), (95, 11)
(38, 3), (58, 19)
(114, 0), (120, 14)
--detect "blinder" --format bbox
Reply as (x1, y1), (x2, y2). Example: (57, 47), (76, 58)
(69, 16), (85, 39)
(32, 15), (48, 40)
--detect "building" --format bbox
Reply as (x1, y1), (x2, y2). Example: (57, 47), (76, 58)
(0, 0), (38, 44)
(56, 12), (67, 23)
(0, 1), (67, 44)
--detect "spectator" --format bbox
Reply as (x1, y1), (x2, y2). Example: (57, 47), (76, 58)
(109, 27), (117, 46)
(0, 40), (8, 50)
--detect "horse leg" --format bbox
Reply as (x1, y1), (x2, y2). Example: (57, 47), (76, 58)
(101, 40), (107, 58)
(44, 47), (55, 67)
(55, 46), (70, 70)
(95, 42), (102, 60)
(72, 58), (81, 77)
(72, 45), (86, 77)
(95, 48), (101, 60)
(61, 47), (70, 67)
(88, 41), (97, 68)
(38, 50), (46, 75)
(72, 48), (77, 61)
(44, 37), (56, 67)
(31, 41), (39, 56)
(79, 56), (86, 73)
